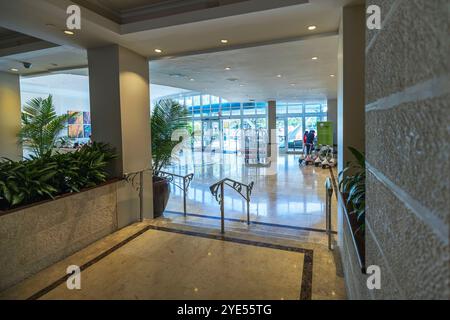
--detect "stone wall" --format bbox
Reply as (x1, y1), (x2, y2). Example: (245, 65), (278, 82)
(0, 182), (118, 291)
(363, 0), (449, 299)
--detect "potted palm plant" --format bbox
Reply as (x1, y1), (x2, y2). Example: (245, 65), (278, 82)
(18, 95), (76, 158)
(151, 99), (189, 217)
(338, 146), (365, 256)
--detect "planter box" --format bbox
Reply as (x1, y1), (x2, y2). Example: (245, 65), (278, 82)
(0, 181), (118, 292)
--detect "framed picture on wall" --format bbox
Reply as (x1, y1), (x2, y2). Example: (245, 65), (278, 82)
(68, 111), (91, 138)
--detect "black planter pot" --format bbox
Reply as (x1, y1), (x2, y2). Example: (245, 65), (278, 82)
(153, 176), (170, 218)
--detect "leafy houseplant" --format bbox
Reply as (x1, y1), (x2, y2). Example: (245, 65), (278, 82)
(338, 146), (365, 236)
(18, 95), (77, 158)
(0, 142), (116, 211)
(151, 99), (189, 217)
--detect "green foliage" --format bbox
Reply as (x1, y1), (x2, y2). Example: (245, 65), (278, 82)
(338, 147), (365, 233)
(18, 95), (77, 157)
(151, 99), (189, 173)
(0, 143), (116, 210)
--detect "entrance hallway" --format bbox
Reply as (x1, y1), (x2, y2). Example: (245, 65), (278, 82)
(0, 220), (346, 300)
(164, 153), (338, 244)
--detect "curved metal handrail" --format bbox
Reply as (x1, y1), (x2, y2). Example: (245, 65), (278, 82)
(209, 178), (254, 234)
(156, 171), (194, 215)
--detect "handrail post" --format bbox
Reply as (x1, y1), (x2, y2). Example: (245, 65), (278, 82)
(183, 177), (187, 216)
(246, 188), (250, 225)
(139, 171), (144, 222)
(220, 181), (225, 234)
(325, 177), (333, 250)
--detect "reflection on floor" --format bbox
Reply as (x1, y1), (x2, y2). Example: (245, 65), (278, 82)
(0, 220), (346, 300)
(164, 153), (338, 244)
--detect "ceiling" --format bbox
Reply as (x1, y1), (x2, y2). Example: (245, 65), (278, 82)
(0, 0), (358, 99)
(71, 0), (260, 23)
(151, 35), (338, 101)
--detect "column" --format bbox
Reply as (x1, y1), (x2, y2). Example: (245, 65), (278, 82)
(337, 5), (366, 247)
(267, 100), (277, 157)
(0, 72), (22, 160)
(88, 45), (153, 227)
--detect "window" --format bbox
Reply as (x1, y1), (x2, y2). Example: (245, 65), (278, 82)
(288, 103), (302, 114)
(185, 96), (193, 107)
(256, 102), (267, 115)
(305, 104), (321, 113)
(193, 95), (201, 106)
(276, 103), (287, 115)
(202, 95), (210, 106)
(231, 103), (241, 115)
(243, 102), (255, 115)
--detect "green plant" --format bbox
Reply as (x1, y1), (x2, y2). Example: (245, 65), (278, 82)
(151, 99), (189, 173)
(0, 142), (116, 210)
(338, 146), (365, 233)
(18, 95), (77, 157)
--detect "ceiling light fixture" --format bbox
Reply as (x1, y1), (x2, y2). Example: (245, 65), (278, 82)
(10, 68), (18, 72)
(330, 74), (335, 77)
(189, 78), (195, 81)
(312, 56), (318, 60)
(290, 83), (296, 86)
(308, 25), (317, 31)
(225, 67), (231, 70)
(154, 49), (162, 53)
(277, 74), (282, 78)
(64, 30), (75, 35)
(220, 39), (228, 44)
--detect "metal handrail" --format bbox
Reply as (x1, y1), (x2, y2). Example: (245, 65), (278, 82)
(209, 178), (254, 234)
(123, 169), (194, 220)
(156, 171), (194, 216)
(325, 177), (334, 250)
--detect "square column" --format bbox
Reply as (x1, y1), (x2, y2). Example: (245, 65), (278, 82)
(88, 45), (153, 226)
(0, 72), (22, 160)
(267, 100), (277, 156)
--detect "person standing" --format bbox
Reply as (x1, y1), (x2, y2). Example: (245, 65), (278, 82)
(306, 130), (315, 154)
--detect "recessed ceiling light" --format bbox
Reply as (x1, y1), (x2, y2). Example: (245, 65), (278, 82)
(225, 67), (231, 70)
(277, 74), (282, 78)
(220, 39), (228, 44)
(64, 30), (75, 35)
(308, 25), (317, 31)
(10, 68), (18, 72)
(290, 83), (296, 86)
(239, 84), (245, 87)
(154, 49), (162, 53)
(189, 78), (195, 81)
(312, 56), (318, 60)
(330, 74), (335, 77)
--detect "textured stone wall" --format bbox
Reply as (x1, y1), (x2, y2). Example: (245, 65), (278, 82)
(364, 0), (449, 299)
(0, 183), (118, 291)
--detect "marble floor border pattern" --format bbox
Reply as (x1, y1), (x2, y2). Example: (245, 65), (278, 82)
(165, 210), (338, 235)
(26, 224), (314, 300)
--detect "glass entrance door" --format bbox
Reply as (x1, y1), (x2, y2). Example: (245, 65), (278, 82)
(276, 119), (286, 153)
(222, 119), (241, 154)
(287, 117), (303, 153)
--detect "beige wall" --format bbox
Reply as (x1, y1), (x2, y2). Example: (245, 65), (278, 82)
(88, 45), (153, 227)
(363, 0), (449, 299)
(327, 98), (337, 145)
(0, 72), (22, 160)
(341, 0), (449, 299)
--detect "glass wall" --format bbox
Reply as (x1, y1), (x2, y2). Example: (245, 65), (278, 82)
(275, 101), (328, 153)
(155, 91), (327, 155)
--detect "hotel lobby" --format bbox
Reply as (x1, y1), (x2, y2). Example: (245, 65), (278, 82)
(0, 0), (448, 303)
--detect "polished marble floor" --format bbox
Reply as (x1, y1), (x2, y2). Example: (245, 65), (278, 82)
(0, 220), (346, 300)
(164, 153), (337, 240)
